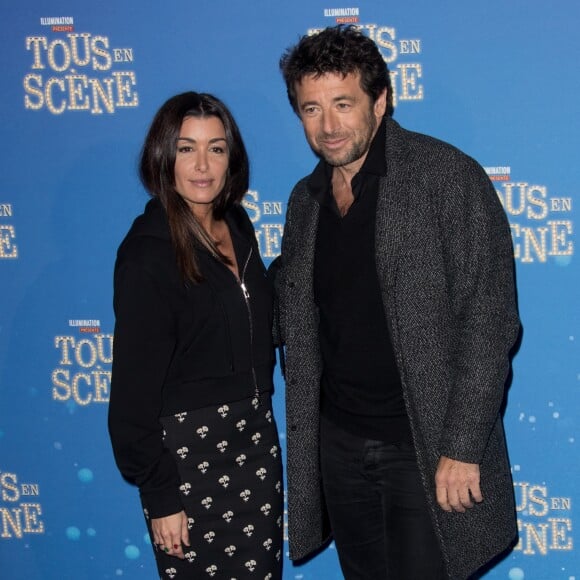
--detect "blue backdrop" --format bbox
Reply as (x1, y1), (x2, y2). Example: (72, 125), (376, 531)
(1, 1), (578, 578)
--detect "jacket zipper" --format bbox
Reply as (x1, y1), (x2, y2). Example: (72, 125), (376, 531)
(238, 246), (260, 403)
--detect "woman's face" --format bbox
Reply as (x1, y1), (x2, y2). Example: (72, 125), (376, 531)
(174, 115), (229, 215)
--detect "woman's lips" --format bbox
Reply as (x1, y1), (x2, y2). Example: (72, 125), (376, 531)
(190, 179), (213, 187)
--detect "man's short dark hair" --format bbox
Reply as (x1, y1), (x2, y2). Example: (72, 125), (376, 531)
(280, 25), (393, 117)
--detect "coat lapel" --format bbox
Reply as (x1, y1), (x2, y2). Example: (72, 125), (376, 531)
(285, 186), (320, 296)
(375, 118), (412, 293)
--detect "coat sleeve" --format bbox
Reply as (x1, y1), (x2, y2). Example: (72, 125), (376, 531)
(437, 154), (520, 464)
(267, 256), (286, 377)
(108, 255), (183, 518)
(267, 256), (283, 343)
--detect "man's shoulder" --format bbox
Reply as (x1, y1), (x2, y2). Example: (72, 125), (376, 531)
(287, 174), (316, 206)
(392, 119), (483, 174)
(401, 125), (466, 159)
(290, 174), (312, 192)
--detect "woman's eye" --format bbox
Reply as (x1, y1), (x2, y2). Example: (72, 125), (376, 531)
(177, 146), (193, 153)
(210, 146), (226, 154)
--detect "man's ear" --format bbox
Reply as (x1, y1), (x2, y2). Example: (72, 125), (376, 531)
(374, 88), (387, 119)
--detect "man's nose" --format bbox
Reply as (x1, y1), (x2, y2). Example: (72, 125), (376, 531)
(320, 110), (340, 135)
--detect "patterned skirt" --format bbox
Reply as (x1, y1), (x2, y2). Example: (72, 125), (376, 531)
(144, 393), (283, 579)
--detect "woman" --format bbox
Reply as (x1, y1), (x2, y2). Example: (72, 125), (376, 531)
(108, 92), (283, 579)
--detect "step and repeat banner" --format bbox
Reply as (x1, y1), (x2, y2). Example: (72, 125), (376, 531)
(1, 1), (578, 578)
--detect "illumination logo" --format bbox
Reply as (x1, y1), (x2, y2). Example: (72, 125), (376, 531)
(323, 7), (360, 24)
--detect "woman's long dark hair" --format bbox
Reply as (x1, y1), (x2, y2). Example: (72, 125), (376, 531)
(140, 92), (249, 283)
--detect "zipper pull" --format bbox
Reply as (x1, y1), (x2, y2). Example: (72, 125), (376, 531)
(240, 282), (250, 299)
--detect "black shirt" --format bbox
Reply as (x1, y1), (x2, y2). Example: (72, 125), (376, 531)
(311, 119), (412, 442)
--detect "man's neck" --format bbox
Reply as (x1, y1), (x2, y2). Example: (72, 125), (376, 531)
(331, 168), (357, 217)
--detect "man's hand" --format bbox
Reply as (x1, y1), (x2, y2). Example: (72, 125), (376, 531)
(435, 456), (482, 512)
(151, 510), (190, 559)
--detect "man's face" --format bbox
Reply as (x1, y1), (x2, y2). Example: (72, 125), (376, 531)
(295, 72), (386, 172)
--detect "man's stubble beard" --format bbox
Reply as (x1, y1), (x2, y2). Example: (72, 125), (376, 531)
(311, 108), (377, 168)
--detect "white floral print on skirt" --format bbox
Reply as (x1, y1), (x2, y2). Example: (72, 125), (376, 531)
(143, 393), (283, 580)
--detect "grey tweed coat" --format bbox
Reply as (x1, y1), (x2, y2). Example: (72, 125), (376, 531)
(275, 117), (520, 579)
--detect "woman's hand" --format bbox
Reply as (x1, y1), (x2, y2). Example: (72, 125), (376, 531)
(151, 510), (190, 559)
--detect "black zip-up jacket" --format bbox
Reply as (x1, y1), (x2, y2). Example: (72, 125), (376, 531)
(108, 197), (274, 517)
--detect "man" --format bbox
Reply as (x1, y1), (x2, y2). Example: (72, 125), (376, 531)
(275, 26), (520, 579)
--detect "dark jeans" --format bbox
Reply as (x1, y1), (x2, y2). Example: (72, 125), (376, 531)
(320, 414), (446, 579)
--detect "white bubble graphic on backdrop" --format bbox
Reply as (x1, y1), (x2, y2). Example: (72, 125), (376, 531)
(53, 441), (62, 450)
(144, 533), (151, 545)
(87, 528), (96, 537)
(66, 526), (81, 541)
(508, 567), (524, 580)
(547, 401), (560, 419)
(124, 545), (140, 559)
(77, 467), (94, 483)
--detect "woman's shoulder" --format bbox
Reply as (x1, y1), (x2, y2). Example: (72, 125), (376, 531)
(117, 199), (173, 262)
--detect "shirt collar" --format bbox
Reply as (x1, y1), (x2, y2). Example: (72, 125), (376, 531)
(360, 116), (387, 178)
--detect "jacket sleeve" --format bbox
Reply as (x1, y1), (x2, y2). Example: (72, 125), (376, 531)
(437, 154), (520, 464)
(108, 256), (183, 518)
